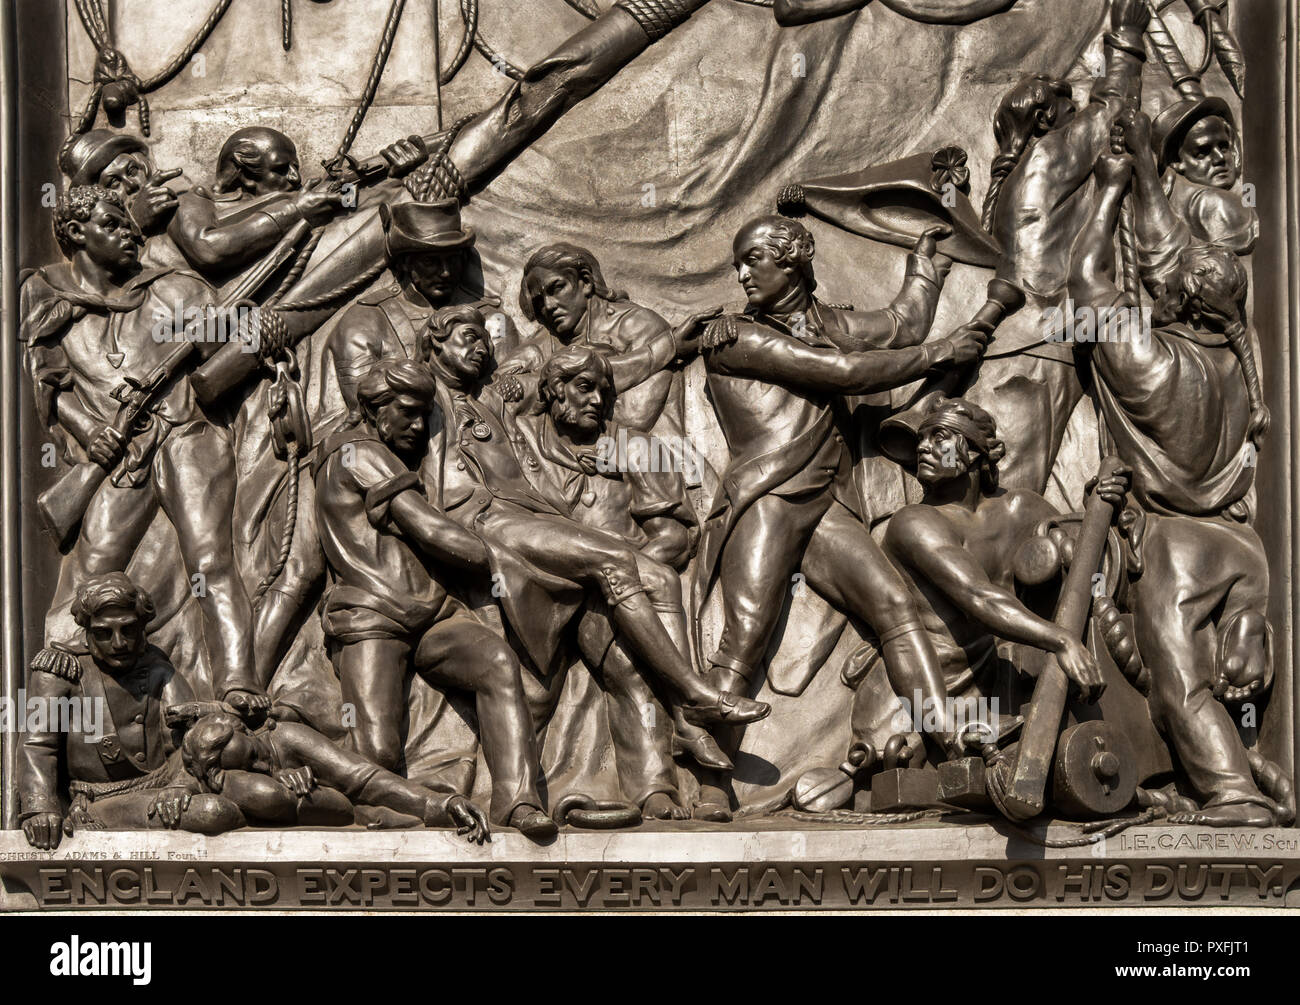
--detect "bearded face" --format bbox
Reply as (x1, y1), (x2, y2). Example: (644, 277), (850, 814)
(549, 365), (609, 439)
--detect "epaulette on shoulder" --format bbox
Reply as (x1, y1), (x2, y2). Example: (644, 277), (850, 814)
(30, 647), (81, 682)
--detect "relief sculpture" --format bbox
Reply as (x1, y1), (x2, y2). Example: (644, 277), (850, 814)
(2, 0), (1296, 913)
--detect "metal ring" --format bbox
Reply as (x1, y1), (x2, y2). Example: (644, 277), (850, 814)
(552, 793), (642, 829)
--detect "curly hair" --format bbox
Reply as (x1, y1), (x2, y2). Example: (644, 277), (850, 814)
(741, 215), (818, 294)
(538, 344), (616, 421)
(180, 712), (247, 794)
(1156, 243), (1249, 328)
(426, 304), (487, 345)
(70, 571), (156, 630)
(518, 243), (627, 322)
(982, 74), (1074, 232)
(53, 184), (127, 258)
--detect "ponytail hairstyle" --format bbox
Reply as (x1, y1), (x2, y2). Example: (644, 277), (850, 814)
(982, 74), (1075, 232)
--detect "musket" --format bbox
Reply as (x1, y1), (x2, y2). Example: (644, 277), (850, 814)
(985, 456), (1128, 822)
(37, 220), (311, 546)
(188, 131), (446, 407)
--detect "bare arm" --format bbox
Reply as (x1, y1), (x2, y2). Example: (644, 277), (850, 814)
(1116, 107), (1189, 293)
(1067, 153), (1165, 374)
(886, 508), (1068, 653)
(773, 0), (869, 25)
(776, 0), (1016, 24)
(448, 2), (708, 188)
(388, 489), (492, 574)
(282, 3), (710, 312)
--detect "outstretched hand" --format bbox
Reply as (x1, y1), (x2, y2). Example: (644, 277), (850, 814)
(448, 795), (490, 845)
(942, 324), (993, 367)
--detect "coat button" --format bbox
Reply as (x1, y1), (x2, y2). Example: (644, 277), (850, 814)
(133, 714), (144, 724)
(456, 460), (466, 470)
(133, 752), (146, 763)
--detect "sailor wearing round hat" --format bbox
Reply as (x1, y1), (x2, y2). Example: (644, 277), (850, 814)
(324, 199), (519, 417)
(59, 129), (183, 245)
(1128, 0), (1257, 283)
(1126, 92), (1258, 292)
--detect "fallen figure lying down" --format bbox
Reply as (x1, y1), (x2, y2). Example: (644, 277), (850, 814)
(168, 706), (492, 843)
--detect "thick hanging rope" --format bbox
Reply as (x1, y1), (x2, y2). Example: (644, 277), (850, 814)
(440, 0), (479, 85)
(282, 0), (293, 50)
(254, 0), (408, 610)
(333, 0), (408, 164)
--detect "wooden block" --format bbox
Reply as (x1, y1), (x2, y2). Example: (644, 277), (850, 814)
(937, 757), (992, 810)
(870, 768), (941, 811)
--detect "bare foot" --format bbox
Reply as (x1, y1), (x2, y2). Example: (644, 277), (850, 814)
(1247, 751), (1296, 824)
(1215, 610), (1272, 702)
(226, 689), (272, 718)
(643, 792), (689, 820)
(692, 800), (732, 823)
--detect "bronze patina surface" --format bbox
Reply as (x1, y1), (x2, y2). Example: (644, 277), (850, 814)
(1, 0), (1298, 913)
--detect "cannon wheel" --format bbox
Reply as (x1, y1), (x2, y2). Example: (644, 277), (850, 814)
(1052, 720), (1138, 818)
